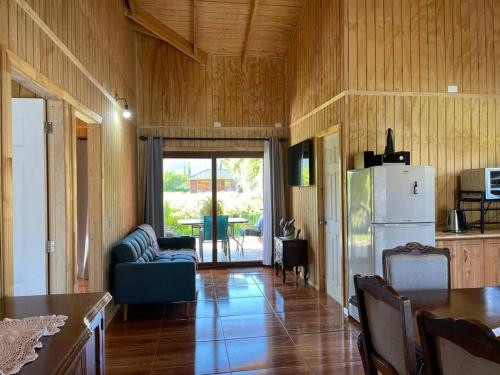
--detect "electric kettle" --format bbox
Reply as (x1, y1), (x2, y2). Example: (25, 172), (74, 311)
(447, 209), (466, 233)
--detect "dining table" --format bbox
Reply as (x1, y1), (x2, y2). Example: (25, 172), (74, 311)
(405, 286), (500, 341)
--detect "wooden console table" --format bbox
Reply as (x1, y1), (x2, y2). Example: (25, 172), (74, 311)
(0, 292), (111, 374)
(274, 236), (308, 283)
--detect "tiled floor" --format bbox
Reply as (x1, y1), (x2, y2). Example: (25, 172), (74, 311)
(106, 267), (363, 375)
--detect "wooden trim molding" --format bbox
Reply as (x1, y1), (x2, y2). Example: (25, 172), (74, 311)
(347, 90), (500, 100)
(0, 46), (13, 297)
(289, 91), (346, 128)
(7, 49), (103, 124)
(289, 89), (500, 128)
(315, 124), (341, 139)
(14, 0), (122, 111)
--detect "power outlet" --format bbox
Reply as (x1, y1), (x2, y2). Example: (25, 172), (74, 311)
(447, 85), (458, 93)
(213, 121), (222, 128)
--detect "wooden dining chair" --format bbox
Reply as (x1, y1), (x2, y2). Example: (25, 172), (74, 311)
(383, 242), (451, 292)
(417, 311), (500, 375)
(354, 275), (421, 375)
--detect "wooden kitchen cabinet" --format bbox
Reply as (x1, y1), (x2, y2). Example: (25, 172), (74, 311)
(484, 239), (500, 286)
(436, 240), (460, 288)
(457, 240), (484, 288)
(436, 237), (498, 289)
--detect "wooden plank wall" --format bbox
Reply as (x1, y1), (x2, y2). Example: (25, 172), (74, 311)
(0, 0), (138, 292)
(287, 0), (500, 288)
(287, 0), (346, 287)
(345, 0), (500, 226)
(136, 33), (286, 129)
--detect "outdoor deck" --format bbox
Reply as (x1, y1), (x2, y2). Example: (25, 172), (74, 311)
(196, 236), (263, 263)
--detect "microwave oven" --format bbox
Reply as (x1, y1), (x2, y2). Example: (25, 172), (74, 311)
(461, 168), (500, 200)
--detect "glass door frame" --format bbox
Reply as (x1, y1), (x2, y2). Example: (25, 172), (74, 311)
(164, 151), (264, 268)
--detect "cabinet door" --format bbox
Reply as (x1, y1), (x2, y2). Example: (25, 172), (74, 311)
(436, 240), (460, 288)
(458, 240), (484, 288)
(484, 239), (500, 286)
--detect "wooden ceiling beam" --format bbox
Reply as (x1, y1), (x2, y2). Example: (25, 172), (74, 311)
(242, 0), (260, 62)
(193, 0), (198, 57)
(128, 0), (207, 65)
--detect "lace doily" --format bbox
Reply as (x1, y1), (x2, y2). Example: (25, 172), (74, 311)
(0, 315), (68, 375)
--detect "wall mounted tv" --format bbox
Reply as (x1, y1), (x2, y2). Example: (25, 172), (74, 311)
(288, 139), (314, 186)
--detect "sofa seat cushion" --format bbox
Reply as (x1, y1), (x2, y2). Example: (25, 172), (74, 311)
(155, 253), (196, 262)
(153, 257), (194, 264)
(158, 248), (199, 264)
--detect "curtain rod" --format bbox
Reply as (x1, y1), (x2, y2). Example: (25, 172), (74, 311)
(138, 136), (286, 141)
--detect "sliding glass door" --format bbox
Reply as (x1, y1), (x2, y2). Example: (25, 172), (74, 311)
(215, 157), (264, 262)
(163, 157), (213, 262)
(163, 153), (263, 265)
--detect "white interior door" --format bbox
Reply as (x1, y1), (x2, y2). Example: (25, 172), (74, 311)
(323, 133), (343, 304)
(12, 98), (47, 296)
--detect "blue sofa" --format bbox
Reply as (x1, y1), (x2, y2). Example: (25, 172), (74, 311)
(112, 227), (196, 320)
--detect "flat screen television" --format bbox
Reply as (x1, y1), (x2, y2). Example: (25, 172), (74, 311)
(288, 139), (314, 186)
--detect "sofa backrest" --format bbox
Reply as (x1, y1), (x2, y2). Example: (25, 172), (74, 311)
(113, 229), (155, 263)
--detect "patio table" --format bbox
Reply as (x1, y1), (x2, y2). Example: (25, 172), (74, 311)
(177, 217), (248, 259)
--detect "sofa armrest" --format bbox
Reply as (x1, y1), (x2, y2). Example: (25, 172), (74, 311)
(113, 260), (196, 305)
(158, 236), (196, 250)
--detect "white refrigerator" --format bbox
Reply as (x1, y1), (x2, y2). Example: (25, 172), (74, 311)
(347, 165), (435, 319)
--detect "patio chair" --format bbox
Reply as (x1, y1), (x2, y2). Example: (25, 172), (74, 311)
(235, 214), (264, 257)
(203, 215), (231, 261)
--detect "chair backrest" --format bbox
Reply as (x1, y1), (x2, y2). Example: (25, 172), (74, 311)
(417, 311), (500, 375)
(354, 275), (418, 375)
(383, 242), (451, 291)
(203, 215), (229, 241)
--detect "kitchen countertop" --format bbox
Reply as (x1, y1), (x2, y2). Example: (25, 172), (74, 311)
(436, 228), (500, 240)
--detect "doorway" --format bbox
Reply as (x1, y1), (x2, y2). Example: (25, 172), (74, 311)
(75, 118), (102, 293)
(321, 132), (343, 304)
(163, 152), (264, 265)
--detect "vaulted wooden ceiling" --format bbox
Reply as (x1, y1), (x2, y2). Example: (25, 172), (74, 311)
(132, 0), (305, 58)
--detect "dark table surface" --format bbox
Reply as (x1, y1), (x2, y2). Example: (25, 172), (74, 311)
(404, 287), (500, 339)
(0, 292), (111, 374)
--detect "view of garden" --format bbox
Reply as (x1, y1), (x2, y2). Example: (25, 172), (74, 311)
(163, 158), (264, 240)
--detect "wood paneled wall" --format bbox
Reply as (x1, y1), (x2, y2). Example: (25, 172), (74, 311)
(287, 0), (500, 289)
(0, 0), (138, 293)
(345, 0), (500, 225)
(287, 0), (346, 287)
(136, 33), (286, 129)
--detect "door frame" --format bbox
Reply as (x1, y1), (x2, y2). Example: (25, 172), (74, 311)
(1, 47), (103, 296)
(315, 124), (347, 302)
(163, 150), (264, 267)
(74, 117), (104, 293)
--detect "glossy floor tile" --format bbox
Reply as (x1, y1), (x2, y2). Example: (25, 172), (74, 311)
(220, 313), (287, 339)
(106, 267), (361, 374)
(225, 335), (302, 371)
